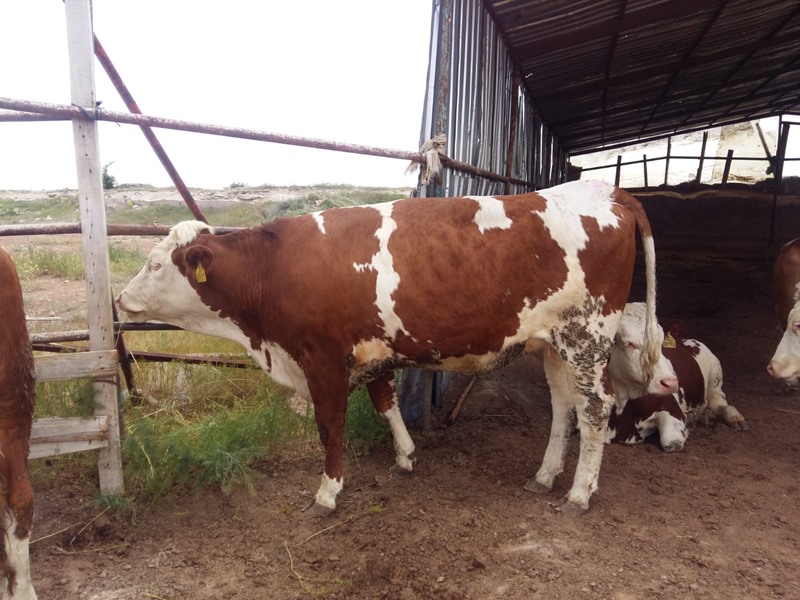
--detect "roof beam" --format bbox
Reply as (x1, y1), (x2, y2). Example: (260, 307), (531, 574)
(530, 29), (800, 104)
(514, 0), (722, 59)
(549, 81), (800, 130)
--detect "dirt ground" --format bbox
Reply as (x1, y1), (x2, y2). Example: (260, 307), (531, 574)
(18, 193), (800, 599)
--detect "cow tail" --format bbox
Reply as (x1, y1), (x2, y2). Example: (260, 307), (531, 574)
(614, 188), (659, 386)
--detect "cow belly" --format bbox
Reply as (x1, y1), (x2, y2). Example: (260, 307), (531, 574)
(348, 340), (530, 389)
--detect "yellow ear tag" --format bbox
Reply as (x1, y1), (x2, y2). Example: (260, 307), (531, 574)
(195, 263), (207, 283)
(663, 331), (677, 349)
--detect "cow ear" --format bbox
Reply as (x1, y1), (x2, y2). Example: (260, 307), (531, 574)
(184, 246), (214, 283)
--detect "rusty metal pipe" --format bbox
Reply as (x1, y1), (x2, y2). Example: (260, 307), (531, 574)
(93, 35), (208, 223)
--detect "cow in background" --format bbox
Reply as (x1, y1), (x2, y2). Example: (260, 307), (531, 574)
(768, 238), (800, 382)
(0, 247), (37, 599)
(117, 180), (671, 515)
(608, 303), (747, 451)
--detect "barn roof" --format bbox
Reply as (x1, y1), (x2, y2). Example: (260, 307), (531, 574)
(482, 0), (800, 154)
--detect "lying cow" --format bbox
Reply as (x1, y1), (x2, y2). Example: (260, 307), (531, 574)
(117, 179), (671, 515)
(608, 303), (747, 451)
(0, 247), (37, 599)
(768, 237), (800, 382)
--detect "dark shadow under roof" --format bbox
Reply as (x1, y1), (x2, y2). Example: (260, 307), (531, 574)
(483, 0), (800, 154)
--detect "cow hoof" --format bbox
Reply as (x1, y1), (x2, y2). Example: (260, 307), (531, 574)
(390, 463), (414, 475)
(523, 479), (551, 494)
(556, 499), (589, 516)
(391, 452), (416, 473)
(661, 440), (684, 453)
(303, 501), (335, 518)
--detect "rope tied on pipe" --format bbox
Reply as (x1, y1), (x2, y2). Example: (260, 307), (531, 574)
(407, 133), (447, 184)
(71, 101), (102, 121)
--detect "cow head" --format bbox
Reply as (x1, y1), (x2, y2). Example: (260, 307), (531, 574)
(608, 302), (679, 403)
(116, 221), (219, 329)
(768, 301), (800, 383)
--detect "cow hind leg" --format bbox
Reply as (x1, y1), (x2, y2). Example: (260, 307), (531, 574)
(527, 348), (576, 495)
(366, 374), (416, 472)
(561, 365), (618, 515)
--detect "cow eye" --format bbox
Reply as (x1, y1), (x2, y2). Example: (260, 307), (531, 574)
(148, 260), (162, 272)
(792, 321), (800, 333)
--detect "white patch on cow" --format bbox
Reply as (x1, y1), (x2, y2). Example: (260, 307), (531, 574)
(2, 514), (36, 600)
(381, 402), (416, 471)
(170, 220), (214, 246)
(366, 202), (410, 339)
(352, 338), (393, 364)
(770, 302), (800, 381)
(311, 211), (326, 235)
(353, 262), (372, 273)
(254, 341), (310, 399)
(656, 411), (687, 452)
(469, 195), (513, 233)
(315, 473), (343, 510)
(117, 224), (227, 330)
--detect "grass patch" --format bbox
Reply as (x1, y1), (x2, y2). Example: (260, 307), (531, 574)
(122, 387), (310, 498)
(13, 246), (85, 280)
(345, 388), (390, 453)
(35, 378), (97, 418)
(0, 196), (80, 222)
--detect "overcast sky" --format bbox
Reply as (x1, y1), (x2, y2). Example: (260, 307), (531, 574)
(0, 0), (433, 190)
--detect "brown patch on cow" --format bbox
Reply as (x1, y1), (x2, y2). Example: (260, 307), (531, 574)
(612, 187), (653, 238)
(611, 394), (685, 443)
(664, 344), (705, 408)
(366, 374), (395, 414)
(579, 208), (636, 316)
(388, 194), (567, 358)
(172, 207), (385, 361)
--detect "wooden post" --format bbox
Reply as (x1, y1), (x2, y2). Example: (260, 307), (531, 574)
(643, 154), (649, 190)
(769, 117), (791, 246)
(504, 73), (521, 194)
(721, 149), (734, 186)
(65, 0), (124, 494)
(614, 155), (622, 187)
(664, 137), (672, 186)
(695, 131), (708, 184)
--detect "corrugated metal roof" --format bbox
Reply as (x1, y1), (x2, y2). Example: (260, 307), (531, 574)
(482, 0), (800, 154)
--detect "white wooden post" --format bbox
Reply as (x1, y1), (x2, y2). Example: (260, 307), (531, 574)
(65, 0), (124, 494)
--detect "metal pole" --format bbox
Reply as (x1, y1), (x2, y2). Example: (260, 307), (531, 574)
(93, 35), (207, 223)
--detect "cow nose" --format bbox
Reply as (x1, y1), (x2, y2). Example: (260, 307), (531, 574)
(659, 376), (679, 395)
(767, 362), (777, 378)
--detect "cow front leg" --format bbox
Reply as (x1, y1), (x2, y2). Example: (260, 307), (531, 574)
(656, 410), (688, 452)
(3, 453), (36, 600)
(305, 369), (349, 518)
(703, 357), (748, 431)
(527, 348), (576, 494)
(366, 374), (416, 472)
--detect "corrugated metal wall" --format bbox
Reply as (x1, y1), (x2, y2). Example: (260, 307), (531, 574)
(419, 0), (567, 197)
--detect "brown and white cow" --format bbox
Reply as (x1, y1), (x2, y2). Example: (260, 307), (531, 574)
(0, 247), (37, 599)
(768, 237), (800, 382)
(117, 180), (669, 515)
(608, 305), (747, 451)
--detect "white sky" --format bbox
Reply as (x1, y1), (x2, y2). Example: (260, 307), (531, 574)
(0, 0), (433, 190)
